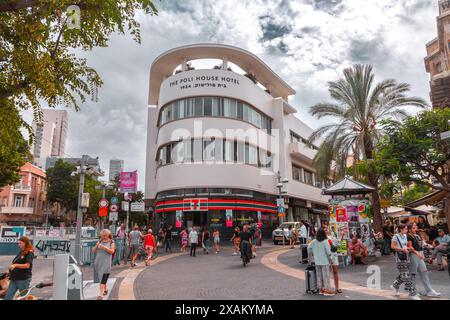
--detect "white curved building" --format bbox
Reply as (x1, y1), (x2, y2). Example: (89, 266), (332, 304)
(145, 44), (330, 234)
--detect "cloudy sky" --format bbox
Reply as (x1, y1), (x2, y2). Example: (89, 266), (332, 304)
(23, 0), (440, 192)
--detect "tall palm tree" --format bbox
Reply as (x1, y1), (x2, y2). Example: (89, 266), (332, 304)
(308, 64), (428, 232)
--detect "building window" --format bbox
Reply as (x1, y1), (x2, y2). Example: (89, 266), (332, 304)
(292, 165), (302, 182)
(304, 169), (313, 185)
(14, 196), (23, 207)
(314, 175), (322, 188)
(159, 96), (272, 133)
(157, 138), (272, 169)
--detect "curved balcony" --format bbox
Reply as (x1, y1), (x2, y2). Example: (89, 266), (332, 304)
(155, 162), (278, 196)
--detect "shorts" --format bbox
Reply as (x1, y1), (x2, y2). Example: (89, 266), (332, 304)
(145, 245), (154, 251)
(214, 237), (220, 244)
(130, 244), (140, 255)
(101, 273), (110, 285)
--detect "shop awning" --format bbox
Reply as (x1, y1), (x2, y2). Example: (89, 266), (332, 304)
(322, 176), (376, 196)
(405, 190), (446, 207)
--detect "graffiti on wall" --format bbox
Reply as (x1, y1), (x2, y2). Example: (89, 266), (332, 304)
(34, 240), (71, 256)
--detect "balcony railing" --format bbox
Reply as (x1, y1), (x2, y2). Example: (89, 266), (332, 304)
(0, 206), (34, 215)
(289, 142), (317, 162)
(12, 184), (31, 191)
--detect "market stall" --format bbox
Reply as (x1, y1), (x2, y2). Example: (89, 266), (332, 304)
(323, 176), (376, 264)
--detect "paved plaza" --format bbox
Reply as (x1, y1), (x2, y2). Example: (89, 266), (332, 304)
(1, 241), (448, 300)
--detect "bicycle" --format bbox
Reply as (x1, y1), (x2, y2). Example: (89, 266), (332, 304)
(0, 281), (53, 300)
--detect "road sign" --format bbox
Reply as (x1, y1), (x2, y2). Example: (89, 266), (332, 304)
(130, 202), (145, 212)
(121, 201), (129, 211)
(380, 199), (391, 209)
(98, 207), (108, 217)
(276, 198), (284, 207)
(277, 205), (285, 214)
(98, 198), (109, 208)
(110, 204), (118, 212)
(109, 211), (118, 222)
(111, 197), (118, 205)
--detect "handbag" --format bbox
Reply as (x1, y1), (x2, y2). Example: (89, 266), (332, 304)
(395, 235), (408, 261)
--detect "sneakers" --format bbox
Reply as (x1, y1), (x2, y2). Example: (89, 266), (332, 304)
(232, 252), (237, 256)
(427, 290), (441, 297)
(390, 285), (400, 296)
(410, 294), (421, 300)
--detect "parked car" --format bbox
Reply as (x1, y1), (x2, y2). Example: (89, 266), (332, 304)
(272, 222), (301, 245)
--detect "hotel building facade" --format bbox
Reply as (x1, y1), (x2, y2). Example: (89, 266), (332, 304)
(145, 44), (330, 235)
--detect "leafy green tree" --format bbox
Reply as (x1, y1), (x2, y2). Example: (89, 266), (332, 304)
(46, 159), (78, 220)
(0, 0), (157, 116)
(0, 102), (31, 187)
(376, 108), (450, 227)
(308, 64), (428, 232)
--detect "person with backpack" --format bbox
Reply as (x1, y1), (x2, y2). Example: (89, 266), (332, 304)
(307, 227), (335, 296)
(391, 224), (420, 300)
(92, 229), (115, 300)
(128, 226), (144, 268)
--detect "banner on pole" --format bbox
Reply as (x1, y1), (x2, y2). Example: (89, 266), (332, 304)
(176, 210), (183, 228)
(225, 210), (233, 227)
(119, 171), (137, 193)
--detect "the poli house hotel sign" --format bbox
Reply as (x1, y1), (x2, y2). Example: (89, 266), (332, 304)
(169, 75), (241, 90)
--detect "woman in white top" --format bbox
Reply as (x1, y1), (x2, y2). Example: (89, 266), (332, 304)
(324, 225), (341, 294)
(391, 224), (420, 300)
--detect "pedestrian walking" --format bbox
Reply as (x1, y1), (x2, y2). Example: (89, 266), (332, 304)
(128, 226), (143, 268)
(299, 221), (308, 244)
(156, 227), (164, 254)
(213, 228), (220, 254)
(115, 223), (128, 264)
(144, 229), (156, 266)
(180, 227), (188, 253)
(231, 227), (241, 256)
(164, 225), (173, 253)
(407, 223), (441, 297)
(92, 229), (115, 300)
(4, 236), (34, 300)
(249, 224), (257, 257)
(255, 225), (262, 248)
(382, 220), (394, 256)
(391, 224), (420, 300)
(307, 227), (335, 296)
(202, 226), (211, 254)
(189, 226), (199, 257)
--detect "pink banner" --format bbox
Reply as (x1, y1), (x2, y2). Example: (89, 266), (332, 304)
(120, 171), (137, 193)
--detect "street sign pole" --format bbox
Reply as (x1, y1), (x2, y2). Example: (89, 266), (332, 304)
(74, 155), (88, 263)
(126, 200), (130, 234)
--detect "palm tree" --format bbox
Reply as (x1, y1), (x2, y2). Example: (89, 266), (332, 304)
(308, 64), (428, 232)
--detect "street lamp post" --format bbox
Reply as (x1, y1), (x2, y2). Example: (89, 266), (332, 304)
(276, 171), (289, 246)
(74, 155), (88, 263)
(74, 155), (103, 264)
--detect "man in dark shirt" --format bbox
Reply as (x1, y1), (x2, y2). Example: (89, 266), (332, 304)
(382, 220), (393, 255)
(239, 225), (253, 262)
